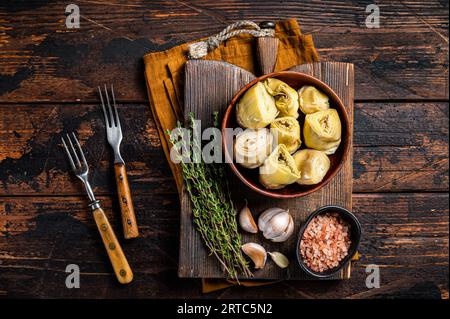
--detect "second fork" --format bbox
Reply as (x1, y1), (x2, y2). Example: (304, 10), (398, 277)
(99, 84), (139, 239)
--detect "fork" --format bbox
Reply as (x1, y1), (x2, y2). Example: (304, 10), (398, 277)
(98, 85), (139, 239)
(62, 132), (133, 284)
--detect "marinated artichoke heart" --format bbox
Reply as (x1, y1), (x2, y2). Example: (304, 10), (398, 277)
(259, 144), (301, 189)
(270, 116), (301, 154)
(236, 82), (278, 129)
(263, 78), (299, 118)
(304, 109), (342, 155)
(234, 128), (274, 169)
(293, 149), (330, 185)
(298, 85), (330, 114)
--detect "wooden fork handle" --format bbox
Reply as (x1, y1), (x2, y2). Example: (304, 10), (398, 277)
(114, 163), (139, 239)
(93, 207), (133, 284)
(256, 37), (279, 75)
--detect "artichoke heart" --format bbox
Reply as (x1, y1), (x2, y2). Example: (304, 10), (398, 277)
(304, 109), (342, 155)
(270, 116), (301, 154)
(236, 82), (278, 129)
(298, 86), (330, 114)
(234, 128), (274, 169)
(263, 78), (299, 118)
(293, 149), (330, 185)
(259, 144), (301, 189)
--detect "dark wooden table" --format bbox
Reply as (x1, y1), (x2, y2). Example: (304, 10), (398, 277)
(0, 1), (448, 299)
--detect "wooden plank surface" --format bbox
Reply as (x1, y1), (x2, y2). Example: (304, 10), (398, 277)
(0, 1), (448, 102)
(0, 192), (447, 298)
(180, 61), (354, 279)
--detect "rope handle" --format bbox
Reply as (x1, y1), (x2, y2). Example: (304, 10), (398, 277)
(188, 20), (275, 59)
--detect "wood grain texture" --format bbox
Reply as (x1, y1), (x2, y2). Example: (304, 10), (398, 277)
(92, 206), (133, 284)
(180, 61), (354, 279)
(0, 192), (447, 298)
(180, 60), (256, 278)
(0, 0), (447, 102)
(114, 163), (139, 239)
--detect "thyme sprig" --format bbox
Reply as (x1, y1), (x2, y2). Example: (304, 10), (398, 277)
(168, 112), (252, 281)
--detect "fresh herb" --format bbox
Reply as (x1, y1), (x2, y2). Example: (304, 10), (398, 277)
(168, 112), (252, 281)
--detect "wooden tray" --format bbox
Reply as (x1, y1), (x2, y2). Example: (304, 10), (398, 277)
(179, 60), (354, 280)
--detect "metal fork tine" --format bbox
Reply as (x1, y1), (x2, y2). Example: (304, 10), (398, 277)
(72, 132), (88, 169)
(98, 86), (110, 128)
(62, 136), (76, 171)
(104, 84), (116, 127)
(67, 133), (81, 168)
(110, 84), (121, 128)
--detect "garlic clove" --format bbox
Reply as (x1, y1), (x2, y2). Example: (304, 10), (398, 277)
(238, 202), (258, 233)
(241, 243), (267, 269)
(262, 211), (291, 239)
(268, 252), (290, 268)
(271, 215), (294, 242)
(258, 207), (285, 231)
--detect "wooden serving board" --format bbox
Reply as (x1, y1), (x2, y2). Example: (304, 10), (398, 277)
(179, 60), (354, 280)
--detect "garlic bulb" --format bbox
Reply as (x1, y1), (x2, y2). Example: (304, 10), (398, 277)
(238, 201), (258, 233)
(234, 128), (274, 169)
(258, 208), (294, 242)
(268, 252), (290, 268)
(270, 116), (301, 154)
(241, 243), (267, 269)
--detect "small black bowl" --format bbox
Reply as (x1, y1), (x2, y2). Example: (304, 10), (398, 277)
(296, 205), (362, 278)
